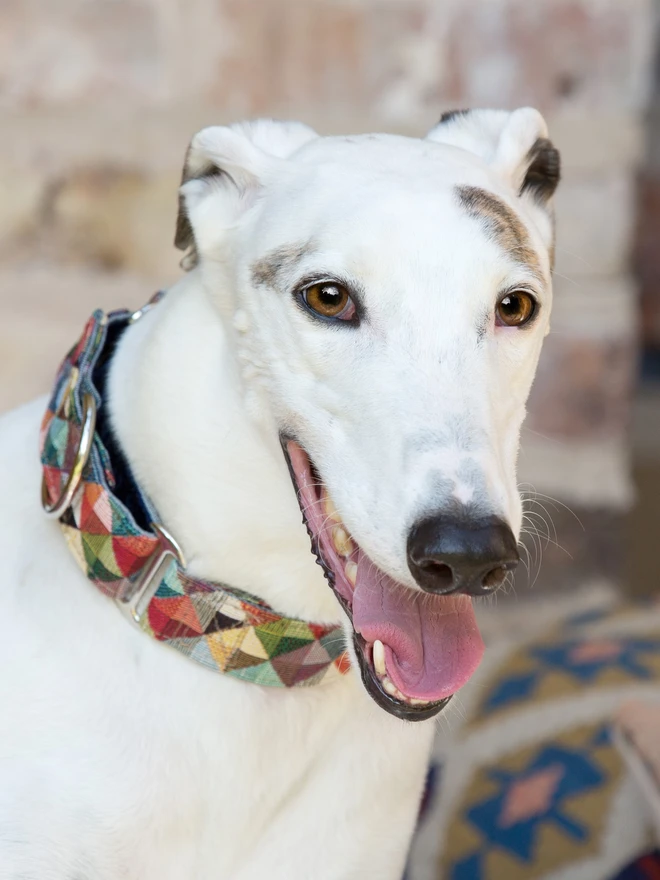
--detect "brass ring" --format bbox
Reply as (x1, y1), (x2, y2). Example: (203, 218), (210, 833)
(42, 384), (97, 519)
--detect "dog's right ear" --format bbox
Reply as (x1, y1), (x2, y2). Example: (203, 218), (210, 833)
(175, 120), (318, 270)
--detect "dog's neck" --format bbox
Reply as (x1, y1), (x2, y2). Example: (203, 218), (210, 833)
(107, 275), (340, 624)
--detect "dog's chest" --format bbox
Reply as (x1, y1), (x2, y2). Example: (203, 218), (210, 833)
(1, 570), (430, 877)
(2, 599), (430, 879)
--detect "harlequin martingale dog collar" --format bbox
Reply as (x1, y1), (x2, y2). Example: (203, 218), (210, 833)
(40, 295), (350, 688)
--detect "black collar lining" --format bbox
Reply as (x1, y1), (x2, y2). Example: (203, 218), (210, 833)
(91, 319), (153, 533)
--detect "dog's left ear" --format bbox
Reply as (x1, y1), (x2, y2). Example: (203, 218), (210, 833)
(427, 108), (560, 261)
(428, 107), (560, 205)
(175, 120), (318, 269)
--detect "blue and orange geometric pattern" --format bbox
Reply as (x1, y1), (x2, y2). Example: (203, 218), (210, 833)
(471, 631), (660, 725)
(442, 723), (624, 879)
(40, 301), (350, 689)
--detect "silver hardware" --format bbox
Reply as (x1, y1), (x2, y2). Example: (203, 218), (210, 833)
(128, 302), (156, 324)
(116, 523), (186, 625)
(42, 372), (97, 519)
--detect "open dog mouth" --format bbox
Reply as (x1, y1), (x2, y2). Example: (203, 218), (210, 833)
(282, 439), (485, 722)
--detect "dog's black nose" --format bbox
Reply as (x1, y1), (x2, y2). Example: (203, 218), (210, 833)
(407, 514), (519, 596)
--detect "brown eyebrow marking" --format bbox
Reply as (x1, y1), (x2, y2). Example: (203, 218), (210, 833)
(251, 240), (316, 289)
(456, 185), (545, 281)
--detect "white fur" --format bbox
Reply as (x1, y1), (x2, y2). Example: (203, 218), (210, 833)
(0, 111), (556, 878)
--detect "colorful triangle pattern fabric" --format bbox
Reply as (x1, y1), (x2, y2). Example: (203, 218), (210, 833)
(40, 298), (350, 689)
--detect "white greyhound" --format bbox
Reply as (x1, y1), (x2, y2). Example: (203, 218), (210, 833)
(0, 107), (559, 879)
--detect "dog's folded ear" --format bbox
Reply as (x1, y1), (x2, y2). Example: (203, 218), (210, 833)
(427, 108), (560, 205)
(427, 108), (560, 260)
(175, 120), (318, 270)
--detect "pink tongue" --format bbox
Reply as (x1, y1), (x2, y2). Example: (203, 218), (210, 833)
(351, 557), (484, 701)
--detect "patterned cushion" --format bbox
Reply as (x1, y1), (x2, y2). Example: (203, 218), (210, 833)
(408, 597), (660, 880)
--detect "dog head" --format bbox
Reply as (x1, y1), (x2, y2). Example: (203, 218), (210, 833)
(175, 109), (560, 720)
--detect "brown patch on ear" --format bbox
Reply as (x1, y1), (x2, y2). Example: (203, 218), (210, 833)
(174, 192), (194, 253)
(251, 241), (315, 289)
(457, 185), (544, 280)
(174, 146), (224, 271)
(521, 137), (561, 203)
(174, 146), (195, 259)
(438, 109), (471, 125)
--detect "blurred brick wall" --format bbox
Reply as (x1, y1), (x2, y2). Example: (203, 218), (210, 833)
(0, 0), (655, 589)
(635, 1), (660, 353)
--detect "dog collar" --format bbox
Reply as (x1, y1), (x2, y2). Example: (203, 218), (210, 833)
(40, 295), (350, 688)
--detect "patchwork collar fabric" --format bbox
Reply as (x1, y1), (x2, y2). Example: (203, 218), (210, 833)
(40, 295), (349, 688)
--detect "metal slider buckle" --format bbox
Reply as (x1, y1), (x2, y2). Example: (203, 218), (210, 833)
(128, 301), (157, 324)
(115, 523), (186, 625)
(42, 368), (97, 519)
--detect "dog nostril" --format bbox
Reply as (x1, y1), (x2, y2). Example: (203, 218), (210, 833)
(419, 561), (454, 592)
(482, 566), (507, 591)
(407, 513), (519, 596)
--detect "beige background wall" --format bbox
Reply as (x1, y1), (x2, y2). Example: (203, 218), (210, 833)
(1, 0), (655, 590)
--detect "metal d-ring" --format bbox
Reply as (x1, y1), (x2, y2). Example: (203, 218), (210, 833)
(41, 378), (97, 519)
(116, 523), (186, 625)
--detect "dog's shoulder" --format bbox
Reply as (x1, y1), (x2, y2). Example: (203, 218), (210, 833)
(0, 396), (46, 472)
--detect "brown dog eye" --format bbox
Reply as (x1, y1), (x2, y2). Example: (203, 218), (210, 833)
(302, 283), (355, 321)
(496, 290), (536, 327)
